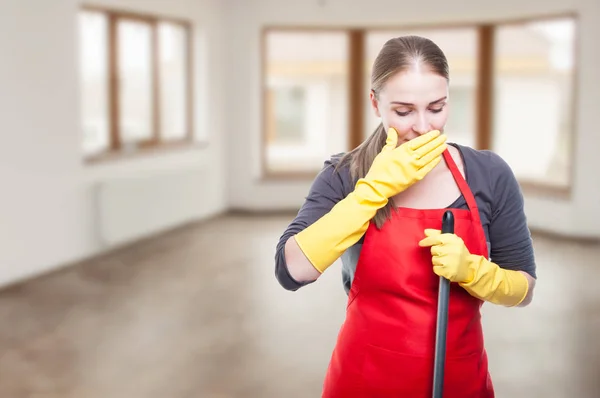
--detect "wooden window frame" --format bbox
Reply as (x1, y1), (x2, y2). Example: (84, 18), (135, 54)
(260, 12), (579, 199)
(259, 26), (348, 180)
(488, 14), (580, 199)
(80, 5), (197, 163)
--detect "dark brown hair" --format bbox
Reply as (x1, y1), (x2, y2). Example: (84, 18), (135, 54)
(336, 35), (449, 228)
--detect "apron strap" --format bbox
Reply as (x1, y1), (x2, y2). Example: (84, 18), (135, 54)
(442, 148), (487, 249)
(442, 149), (478, 213)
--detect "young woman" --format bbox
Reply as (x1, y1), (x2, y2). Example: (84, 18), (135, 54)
(274, 35), (537, 397)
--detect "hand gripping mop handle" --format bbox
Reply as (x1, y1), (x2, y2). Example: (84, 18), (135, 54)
(432, 210), (454, 398)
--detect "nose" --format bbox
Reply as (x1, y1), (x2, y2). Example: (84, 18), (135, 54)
(412, 113), (431, 135)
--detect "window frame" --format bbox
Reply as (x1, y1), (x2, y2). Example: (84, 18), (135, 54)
(488, 14), (580, 198)
(260, 12), (579, 199)
(80, 5), (197, 163)
(260, 26), (349, 180)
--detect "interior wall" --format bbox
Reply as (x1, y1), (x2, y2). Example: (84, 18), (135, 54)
(0, 0), (597, 290)
(0, 0), (227, 289)
(226, 0), (600, 238)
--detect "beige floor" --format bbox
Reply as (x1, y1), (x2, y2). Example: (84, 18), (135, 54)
(0, 213), (599, 398)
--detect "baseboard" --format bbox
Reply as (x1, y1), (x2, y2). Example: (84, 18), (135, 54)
(3, 208), (596, 293)
(528, 226), (600, 244)
(227, 208), (299, 217)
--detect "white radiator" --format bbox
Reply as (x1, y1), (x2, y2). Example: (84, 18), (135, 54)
(94, 167), (215, 247)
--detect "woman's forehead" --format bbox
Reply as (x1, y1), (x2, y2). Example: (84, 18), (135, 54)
(380, 70), (448, 104)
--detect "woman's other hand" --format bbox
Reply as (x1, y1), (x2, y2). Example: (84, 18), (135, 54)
(419, 228), (531, 307)
(418, 229), (473, 283)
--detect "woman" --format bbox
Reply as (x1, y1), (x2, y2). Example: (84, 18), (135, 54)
(274, 35), (537, 397)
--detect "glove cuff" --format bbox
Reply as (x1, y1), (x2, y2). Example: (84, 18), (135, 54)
(459, 255), (529, 307)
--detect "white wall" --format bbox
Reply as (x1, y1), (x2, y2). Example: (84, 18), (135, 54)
(0, 0), (597, 290)
(226, 0), (600, 238)
(0, 0), (227, 288)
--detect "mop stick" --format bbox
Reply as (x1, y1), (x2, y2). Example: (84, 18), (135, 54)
(432, 210), (454, 398)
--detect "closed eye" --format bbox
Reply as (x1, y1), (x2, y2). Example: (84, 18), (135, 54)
(395, 105), (445, 117)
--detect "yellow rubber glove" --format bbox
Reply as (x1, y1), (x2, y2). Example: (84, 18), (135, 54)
(294, 129), (447, 273)
(418, 229), (529, 307)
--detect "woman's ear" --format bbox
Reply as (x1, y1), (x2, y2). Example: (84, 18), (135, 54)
(369, 90), (381, 118)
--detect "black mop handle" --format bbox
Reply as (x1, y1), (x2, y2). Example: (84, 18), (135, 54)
(432, 210), (454, 398)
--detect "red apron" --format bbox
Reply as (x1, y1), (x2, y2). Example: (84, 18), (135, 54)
(322, 150), (494, 398)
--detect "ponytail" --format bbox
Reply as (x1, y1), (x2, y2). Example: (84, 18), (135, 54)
(336, 122), (396, 229)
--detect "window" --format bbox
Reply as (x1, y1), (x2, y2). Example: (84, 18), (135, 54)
(262, 30), (349, 175)
(79, 7), (194, 160)
(80, 10), (110, 155)
(261, 14), (578, 196)
(492, 17), (576, 189)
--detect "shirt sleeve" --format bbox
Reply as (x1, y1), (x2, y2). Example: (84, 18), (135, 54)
(488, 152), (537, 279)
(274, 155), (351, 291)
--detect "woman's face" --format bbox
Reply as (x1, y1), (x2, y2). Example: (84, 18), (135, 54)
(370, 67), (449, 145)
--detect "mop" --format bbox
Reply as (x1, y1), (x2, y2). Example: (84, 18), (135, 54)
(432, 210), (454, 398)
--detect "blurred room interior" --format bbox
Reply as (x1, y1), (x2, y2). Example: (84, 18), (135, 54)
(1, 0), (599, 397)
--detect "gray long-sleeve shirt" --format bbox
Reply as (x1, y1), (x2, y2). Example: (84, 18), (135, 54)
(275, 143), (537, 294)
